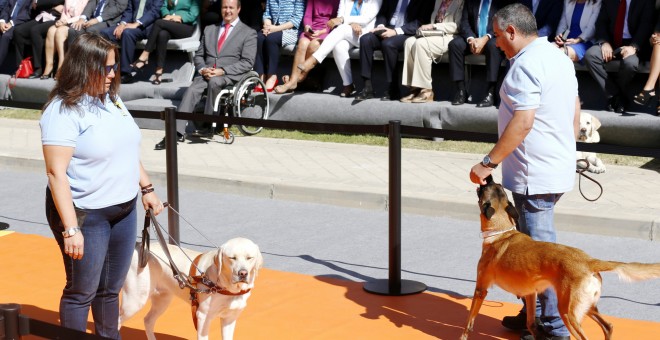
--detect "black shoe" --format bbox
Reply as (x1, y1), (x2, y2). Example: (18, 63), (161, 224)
(615, 97), (627, 113)
(605, 96), (617, 112)
(121, 74), (136, 84)
(154, 133), (185, 150)
(191, 129), (214, 138)
(476, 92), (495, 108)
(520, 330), (569, 340)
(381, 92), (391, 101)
(452, 89), (468, 105)
(355, 89), (374, 101)
(502, 311), (528, 331)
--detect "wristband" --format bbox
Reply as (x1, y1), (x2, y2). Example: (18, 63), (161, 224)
(141, 187), (154, 195)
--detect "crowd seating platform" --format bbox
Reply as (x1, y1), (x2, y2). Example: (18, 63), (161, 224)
(1, 48), (659, 149)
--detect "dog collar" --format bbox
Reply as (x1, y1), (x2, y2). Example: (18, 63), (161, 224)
(480, 226), (516, 239)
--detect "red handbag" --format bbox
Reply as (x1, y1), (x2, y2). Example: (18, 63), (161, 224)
(15, 57), (34, 79)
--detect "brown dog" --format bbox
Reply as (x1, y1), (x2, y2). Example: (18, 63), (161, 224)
(460, 176), (660, 340)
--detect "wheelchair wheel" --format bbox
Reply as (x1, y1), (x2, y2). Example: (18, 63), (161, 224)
(234, 76), (269, 136)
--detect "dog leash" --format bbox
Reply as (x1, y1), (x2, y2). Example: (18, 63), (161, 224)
(576, 159), (603, 202)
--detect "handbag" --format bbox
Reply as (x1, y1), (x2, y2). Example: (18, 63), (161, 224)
(16, 57), (34, 79)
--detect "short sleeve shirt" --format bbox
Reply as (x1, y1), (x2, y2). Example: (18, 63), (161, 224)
(40, 94), (141, 209)
(498, 37), (578, 195)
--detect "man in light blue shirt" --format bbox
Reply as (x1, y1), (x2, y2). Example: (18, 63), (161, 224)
(470, 3), (580, 340)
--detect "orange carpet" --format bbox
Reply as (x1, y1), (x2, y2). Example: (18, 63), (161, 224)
(1, 231), (658, 339)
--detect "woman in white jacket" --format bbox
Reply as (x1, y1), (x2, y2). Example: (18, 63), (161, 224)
(274, 0), (382, 97)
(554, 0), (601, 63)
(400, 0), (463, 103)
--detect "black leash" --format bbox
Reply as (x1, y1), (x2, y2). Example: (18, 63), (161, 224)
(576, 159), (603, 202)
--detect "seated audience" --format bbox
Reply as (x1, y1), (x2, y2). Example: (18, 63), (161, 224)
(448, 0), (507, 108)
(202, 0), (263, 30)
(273, 0), (339, 94)
(154, 0), (256, 150)
(254, 0), (305, 92)
(67, 0), (129, 40)
(354, 0), (433, 101)
(273, 0), (381, 96)
(41, 0), (89, 79)
(12, 0), (64, 78)
(0, 0), (33, 71)
(633, 14), (660, 115)
(100, 0), (164, 83)
(400, 0), (464, 103)
(520, 0), (563, 41)
(131, 0), (200, 85)
(273, 0), (381, 97)
(553, 0), (601, 63)
(583, 0), (654, 114)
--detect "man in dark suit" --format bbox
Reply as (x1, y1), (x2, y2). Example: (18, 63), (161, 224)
(100, 0), (164, 83)
(354, 0), (433, 101)
(0, 0), (31, 71)
(520, 0), (562, 41)
(154, 0), (257, 149)
(584, 0), (655, 114)
(448, 0), (507, 108)
(68, 0), (129, 41)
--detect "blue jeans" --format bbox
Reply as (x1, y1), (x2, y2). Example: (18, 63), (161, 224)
(512, 192), (569, 337)
(46, 189), (137, 339)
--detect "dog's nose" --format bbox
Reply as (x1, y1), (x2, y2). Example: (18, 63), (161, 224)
(238, 269), (248, 279)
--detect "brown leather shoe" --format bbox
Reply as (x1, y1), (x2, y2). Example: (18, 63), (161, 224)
(400, 88), (421, 103)
(411, 88), (434, 103)
(340, 84), (355, 97)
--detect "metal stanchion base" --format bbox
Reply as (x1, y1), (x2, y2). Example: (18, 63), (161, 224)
(363, 279), (427, 296)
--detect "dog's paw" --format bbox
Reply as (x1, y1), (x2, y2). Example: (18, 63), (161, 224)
(588, 166), (606, 174)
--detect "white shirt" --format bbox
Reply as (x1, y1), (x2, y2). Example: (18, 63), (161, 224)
(498, 37), (578, 195)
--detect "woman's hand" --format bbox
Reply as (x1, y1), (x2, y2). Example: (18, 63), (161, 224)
(327, 17), (342, 30)
(564, 38), (581, 45)
(142, 192), (164, 216)
(350, 23), (361, 36)
(64, 232), (84, 260)
(651, 33), (660, 45)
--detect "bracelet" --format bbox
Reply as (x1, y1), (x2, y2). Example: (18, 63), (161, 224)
(140, 183), (153, 190)
(141, 187), (154, 195)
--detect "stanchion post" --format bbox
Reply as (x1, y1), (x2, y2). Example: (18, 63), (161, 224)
(363, 121), (426, 296)
(164, 107), (180, 244)
(1, 303), (21, 339)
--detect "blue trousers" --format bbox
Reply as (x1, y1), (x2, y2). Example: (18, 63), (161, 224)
(46, 189), (137, 339)
(512, 192), (569, 337)
(254, 30), (283, 76)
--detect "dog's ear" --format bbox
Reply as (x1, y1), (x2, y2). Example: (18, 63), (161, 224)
(215, 246), (223, 271)
(591, 115), (601, 131)
(485, 175), (493, 184)
(505, 202), (519, 222)
(482, 201), (496, 220)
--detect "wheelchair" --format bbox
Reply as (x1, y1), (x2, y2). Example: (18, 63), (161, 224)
(209, 71), (270, 144)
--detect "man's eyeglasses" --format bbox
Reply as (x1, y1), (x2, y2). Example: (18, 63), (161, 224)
(104, 63), (119, 75)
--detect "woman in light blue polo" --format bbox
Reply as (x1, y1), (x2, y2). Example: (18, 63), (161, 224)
(254, 0), (305, 92)
(40, 33), (164, 339)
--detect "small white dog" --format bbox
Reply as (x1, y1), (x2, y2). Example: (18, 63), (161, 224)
(119, 237), (263, 340)
(577, 111), (606, 173)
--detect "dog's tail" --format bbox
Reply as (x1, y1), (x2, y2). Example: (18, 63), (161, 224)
(590, 260), (660, 282)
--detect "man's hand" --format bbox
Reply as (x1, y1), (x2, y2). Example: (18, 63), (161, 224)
(83, 18), (99, 28)
(114, 24), (126, 39)
(202, 67), (224, 80)
(55, 19), (66, 27)
(470, 163), (493, 185)
(71, 19), (85, 30)
(379, 28), (396, 39)
(469, 36), (489, 55)
(0, 23), (11, 33)
(620, 45), (637, 59)
(600, 41), (613, 62)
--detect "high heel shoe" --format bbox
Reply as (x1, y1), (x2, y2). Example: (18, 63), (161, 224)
(40, 71), (54, 80)
(132, 58), (149, 73)
(633, 89), (655, 106)
(152, 71), (163, 85)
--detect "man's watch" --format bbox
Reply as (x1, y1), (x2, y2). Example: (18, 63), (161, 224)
(481, 155), (498, 169)
(62, 227), (82, 238)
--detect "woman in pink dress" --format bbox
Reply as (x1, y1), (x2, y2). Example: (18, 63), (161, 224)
(273, 0), (339, 93)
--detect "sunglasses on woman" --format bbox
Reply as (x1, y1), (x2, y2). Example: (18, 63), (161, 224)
(104, 63), (119, 75)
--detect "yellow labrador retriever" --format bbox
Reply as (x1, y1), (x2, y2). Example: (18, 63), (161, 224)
(577, 111), (606, 173)
(119, 237), (263, 340)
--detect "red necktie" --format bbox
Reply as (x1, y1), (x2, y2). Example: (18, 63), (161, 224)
(613, 0), (626, 48)
(217, 23), (231, 54)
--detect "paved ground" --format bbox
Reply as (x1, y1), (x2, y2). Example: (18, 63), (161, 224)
(2, 117), (659, 240)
